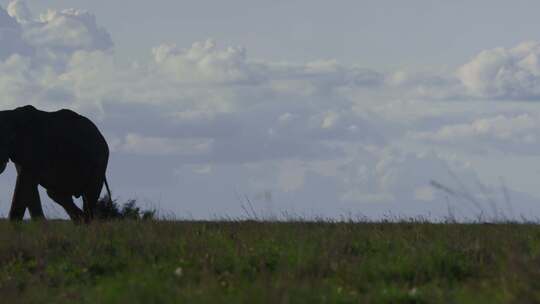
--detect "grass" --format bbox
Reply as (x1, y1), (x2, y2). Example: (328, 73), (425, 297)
(0, 220), (540, 303)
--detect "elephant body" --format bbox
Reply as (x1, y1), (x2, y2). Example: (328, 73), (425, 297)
(0, 105), (111, 221)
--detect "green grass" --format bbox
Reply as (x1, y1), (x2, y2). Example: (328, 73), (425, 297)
(0, 220), (539, 303)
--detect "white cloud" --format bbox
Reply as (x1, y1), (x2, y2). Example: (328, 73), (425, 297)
(411, 113), (540, 154)
(458, 41), (540, 99)
(0, 0), (113, 64)
(361, 40), (540, 101)
(0, 0), (113, 60)
(0, 5), (31, 59)
(321, 111), (339, 129)
(7, 0), (31, 24)
(152, 39), (263, 84)
(151, 39), (383, 92)
(23, 8), (113, 53)
(0, 54), (34, 105)
(0, 1), (113, 63)
(385, 67), (464, 100)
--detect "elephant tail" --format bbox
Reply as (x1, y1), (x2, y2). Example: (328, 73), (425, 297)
(104, 176), (113, 204)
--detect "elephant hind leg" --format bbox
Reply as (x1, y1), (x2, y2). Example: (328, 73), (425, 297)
(27, 187), (44, 220)
(9, 171), (44, 221)
(82, 181), (104, 223)
(47, 190), (83, 222)
(9, 200), (26, 221)
(82, 192), (99, 223)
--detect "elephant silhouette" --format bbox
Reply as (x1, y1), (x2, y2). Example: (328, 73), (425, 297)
(0, 105), (111, 222)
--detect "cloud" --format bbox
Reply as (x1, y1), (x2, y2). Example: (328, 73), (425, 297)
(385, 67), (464, 100)
(0, 4), (31, 59)
(458, 41), (540, 100)
(372, 40), (540, 101)
(21, 8), (113, 54)
(152, 40), (264, 85)
(0, 55), (33, 103)
(411, 113), (540, 154)
(152, 39), (383, 90)
(0, 1), (112, 63)
(6, 0), (30, 24)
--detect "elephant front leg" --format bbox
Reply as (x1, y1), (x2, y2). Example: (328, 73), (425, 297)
(9, 172), (44, 221)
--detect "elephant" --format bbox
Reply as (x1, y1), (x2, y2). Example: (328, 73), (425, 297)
(0, 105), (111, 222)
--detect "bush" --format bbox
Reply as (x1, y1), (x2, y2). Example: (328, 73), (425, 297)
(94, 196), (156, 220)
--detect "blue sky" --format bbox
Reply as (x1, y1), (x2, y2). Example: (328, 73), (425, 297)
(1, 0), (540, 220)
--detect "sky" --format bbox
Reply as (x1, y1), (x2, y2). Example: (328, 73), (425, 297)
(1, 1), (540, 220)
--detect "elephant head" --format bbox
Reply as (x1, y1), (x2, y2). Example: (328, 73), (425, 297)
(0, 105), (41, 174)
(0, 106), (37, 174)
(0, 109), (18, 174)
(0, 126), (9, 173)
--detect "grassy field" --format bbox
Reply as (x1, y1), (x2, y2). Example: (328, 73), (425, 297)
(1, 220), (540, 303)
